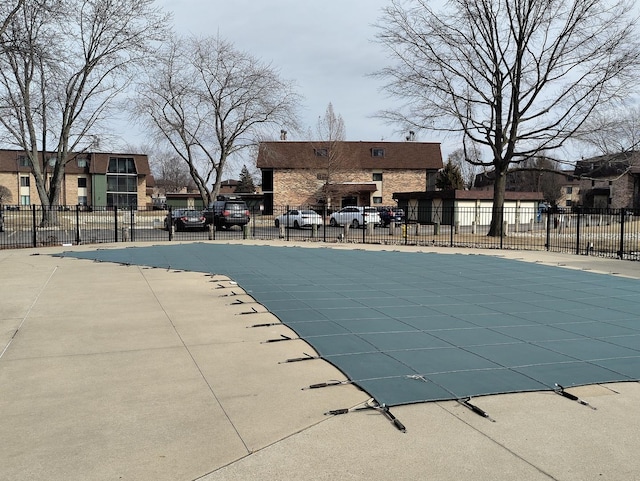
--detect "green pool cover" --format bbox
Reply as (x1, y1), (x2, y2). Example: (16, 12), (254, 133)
(56, 244), (640, 407)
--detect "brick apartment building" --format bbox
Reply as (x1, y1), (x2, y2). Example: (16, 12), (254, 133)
(256, 141), (443, 213)
(0, 150), (152, 208)
(574, 152), (640, 209)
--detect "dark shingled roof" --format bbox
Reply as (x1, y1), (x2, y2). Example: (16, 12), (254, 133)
(574, 151), (640, 178)
(256, 141), (443, 170)
(0, 150), (151, 176)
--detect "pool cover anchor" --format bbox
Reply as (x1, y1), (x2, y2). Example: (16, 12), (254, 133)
(458, 397), (496, 422)
(554, 384), (597, 410)
(305, 379), (353, 390)
(406, 375), (495, 422)
(280, 352), (319, 363)
(238, 306), (260, 315)
(248, 322), (282, 328)
(325, 399), (406, 433)
(231, 298), (261, 307)
(263, 334), (293, 343)
(219, 290), (239, 297)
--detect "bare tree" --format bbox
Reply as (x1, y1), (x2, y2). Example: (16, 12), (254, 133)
(510, 157), (565, 205)
(376, 0), (640, 235)
(0, 0), (169, 225)
(447, 147), (482, 189)
(0, 184), (12, 203)
(152, 151), (196, 194)
(575, 106), (640, 156)
(0, 0), (23, 43)
(312, 103), (349, 208)
(133, 35), (301, 206)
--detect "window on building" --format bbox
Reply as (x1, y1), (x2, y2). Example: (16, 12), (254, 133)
(314, 148), (328, 157)
(373, 196), (383, 204)
(77, 157), (88, 168)
(108, 157), (137, 174)
(78, 177), (87, 188)
(566, 186), (573, 194)
(78, 196), (87, 206)
(371, 148), (385, 157)
(372, 173), (383, 182)
(106, 157), (138, 207)
(566, 199), (573, 207)
(48, 157), (56, 167)
(20, 195), (30, 205)
(20, 176), (30, 187)
(18, 155), (30, 167)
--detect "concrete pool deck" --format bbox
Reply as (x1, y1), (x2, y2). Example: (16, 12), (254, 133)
(1, 241), (639, 480)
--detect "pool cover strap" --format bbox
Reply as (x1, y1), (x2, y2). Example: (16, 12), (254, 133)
(554, 384), (596, 409)
(325, 399), (406, 432)
(281, 353), (319, 363)
(458, 397), (495, 422)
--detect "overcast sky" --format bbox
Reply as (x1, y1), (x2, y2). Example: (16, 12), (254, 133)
(156, 0), (448, 147)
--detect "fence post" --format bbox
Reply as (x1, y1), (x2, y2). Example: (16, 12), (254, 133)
(545, 209), (551, 251)
(323, 205), (327, 242)
(286, 205), (290, 242)
(404, 215), (408, 246)
(618, 208), (625, 259)
(114, 205), (119, 242)
(32, 204), (37, 247)
(168, 207), (173, 241)
(575, 208), (581, 255)
(499, 206), (505, 250)
(130, 208), (135, 242)
(252, 207), (256, 238)
(450, 219), (454, 247)
(75, 206), (81, 245)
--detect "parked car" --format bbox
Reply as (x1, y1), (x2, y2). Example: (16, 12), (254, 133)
(203, 198), (250, 230)
(165, 209), (207, 231)
(275, 209), (323, 229)
(377, 207), (405, 226)
(329, 206), (381, 228)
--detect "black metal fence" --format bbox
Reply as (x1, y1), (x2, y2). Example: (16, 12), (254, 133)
(1, 204), (639, 261)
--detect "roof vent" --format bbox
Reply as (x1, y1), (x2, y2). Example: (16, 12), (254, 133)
(280, 130), (287, 141)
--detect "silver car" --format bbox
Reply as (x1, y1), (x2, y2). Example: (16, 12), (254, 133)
(329, 206), (381, 228)
(275, 209), (323, 229)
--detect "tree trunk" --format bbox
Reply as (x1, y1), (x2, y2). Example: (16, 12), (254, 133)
(39, 158), (65, 227)
(488, 170), (507, 237)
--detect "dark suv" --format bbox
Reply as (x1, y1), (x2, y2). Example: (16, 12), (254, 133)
(204, 198), (250, 230)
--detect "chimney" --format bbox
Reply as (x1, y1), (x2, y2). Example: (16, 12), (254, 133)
(280, 129), (287, 141)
